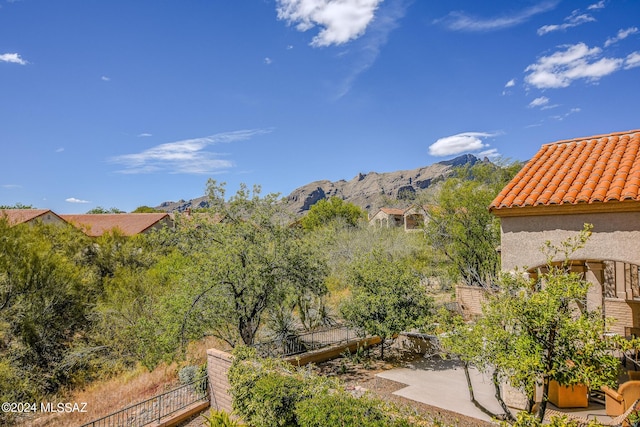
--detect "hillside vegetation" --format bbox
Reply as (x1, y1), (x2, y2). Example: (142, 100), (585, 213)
(0, 161), (520, 424)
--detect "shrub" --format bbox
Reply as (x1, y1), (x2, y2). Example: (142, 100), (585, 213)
(178, 365), (199, 384)
(202, 409), (244, 427)
(248, 372), (309, 427)
(228, 347), (418, 427)
(295, 390), (412, 427)
(228, 347), (319, 427)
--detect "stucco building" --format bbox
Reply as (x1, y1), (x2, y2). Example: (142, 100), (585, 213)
(0, 209), (67, 226)
(61, 213), (173, 237)
(489, 129), (640, 336)
(369, 207), (405, 228)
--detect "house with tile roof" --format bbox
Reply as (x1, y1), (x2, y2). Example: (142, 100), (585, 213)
(369, 207), (405, 228)
(61, 213), (173, 237)
(403, 205), (429, 231)
(369, 206), (431, 231)
(0, 209), (67, 226)
(489, 129), (640, 335)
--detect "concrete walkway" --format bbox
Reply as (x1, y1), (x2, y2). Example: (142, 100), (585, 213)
(376, 357), (505, 423)
(376, 357), (612, 424)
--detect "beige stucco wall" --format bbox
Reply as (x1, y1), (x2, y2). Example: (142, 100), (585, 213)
(39, 212), (67, 225)
(369, 211), (403, 228)
(499, 211), (640, 271)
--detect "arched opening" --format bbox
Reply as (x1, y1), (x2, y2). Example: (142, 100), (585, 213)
(526, 259), (640, 336)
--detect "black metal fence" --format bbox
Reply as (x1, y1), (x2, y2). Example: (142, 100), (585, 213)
(80, 375), (208, 427)
(252, 324), (364, 358)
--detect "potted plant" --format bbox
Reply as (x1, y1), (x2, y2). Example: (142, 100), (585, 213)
(627, 409), (640, 427)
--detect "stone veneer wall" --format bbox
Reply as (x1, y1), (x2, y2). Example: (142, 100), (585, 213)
(206, 348), (234, 413)
(455, 285), (486, 317)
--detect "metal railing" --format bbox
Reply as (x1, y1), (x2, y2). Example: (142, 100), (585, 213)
(252, 324), (364, 358)
(80, 375), (208, 427)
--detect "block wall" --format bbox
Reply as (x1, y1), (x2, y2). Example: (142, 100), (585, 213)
(455, 285), (486, 317)
(206, 348), (234, 413)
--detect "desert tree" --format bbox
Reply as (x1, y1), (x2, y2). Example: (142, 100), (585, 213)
(424, 161), (521, 288)
(180, 180), (328, 347)
(340, 248), (433, 359)
(299, 197), (366, 231)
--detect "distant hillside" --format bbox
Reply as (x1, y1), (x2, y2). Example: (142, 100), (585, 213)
(285, 154), (483, 214)
(155, 154), (484, 215)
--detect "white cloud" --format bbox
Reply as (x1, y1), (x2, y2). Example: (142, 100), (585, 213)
(529, 96), (549, 108)
(276, 0), (384, 47)
(587, 1), (605, 10)
(55, 147), (64, 153)
(2, 184), (21, 189)
(66, 197), (91, 204)
(551, 107), (581, 121)
(0, 52), (27, 65)
(333, 0), (408, 98)
(478, 148), (500, 158)
(101, 76), (111, 81)
(625, 51), (640, 69)
(435, 1), (558, 32)
(525, 43), (623, 89)
(537, 10), (595, 35)
(110, 129), (271, 174)
(138, 133), (153, 137)
(428, 132), (498, 157)
(604, 27), (638, 47)
(264, 57), (273, 65)
(502, 78), (516, 95)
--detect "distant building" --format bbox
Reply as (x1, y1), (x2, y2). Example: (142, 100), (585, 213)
(403, 205), (428, 232)
(60, 213), (173, 237)
(0, 209), (67, 226)
(369, 206), (430, 231)
(369, 207), (405, 228)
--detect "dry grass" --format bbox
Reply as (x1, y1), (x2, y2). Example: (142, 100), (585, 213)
(24, 363), (179, 427)
(22, 337), (226, 427)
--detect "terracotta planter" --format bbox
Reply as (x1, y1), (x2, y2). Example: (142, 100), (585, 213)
(548, 380), (589, 408)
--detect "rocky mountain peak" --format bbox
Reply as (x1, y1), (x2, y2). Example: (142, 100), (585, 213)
(284, 154), (481, 214)
(155, 154), (482, 215)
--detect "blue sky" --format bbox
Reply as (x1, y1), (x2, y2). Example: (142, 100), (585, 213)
(1, 0), (639, 213)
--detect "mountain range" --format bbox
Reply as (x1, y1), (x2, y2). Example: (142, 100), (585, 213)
(156, 154), (483, 215)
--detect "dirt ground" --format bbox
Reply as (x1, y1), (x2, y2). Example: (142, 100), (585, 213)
(312, 346), (495, 427)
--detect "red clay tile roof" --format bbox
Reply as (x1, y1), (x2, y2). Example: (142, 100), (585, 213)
(60, 213), (171, 237)
(490, 130), (640, 212)
(0, 209), (62, 225)
(379, 208), (405, 215)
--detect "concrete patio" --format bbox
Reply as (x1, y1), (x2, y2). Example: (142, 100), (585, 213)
(376, 356), (610, 424)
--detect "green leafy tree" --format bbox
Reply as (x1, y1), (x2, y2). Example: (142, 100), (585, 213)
(440, 225), (619, 422)
(0, 203), (34, 209)
(300, 197), (366, 230)
(340, 249), (433, 359)
(181, 181), (328, 347)
(132, 205), (164, 213)
(0, 219), (97, 402)
(86, 206), (124, 214)
(425, 162), (520, 288)
(89, 229), (187, 370)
